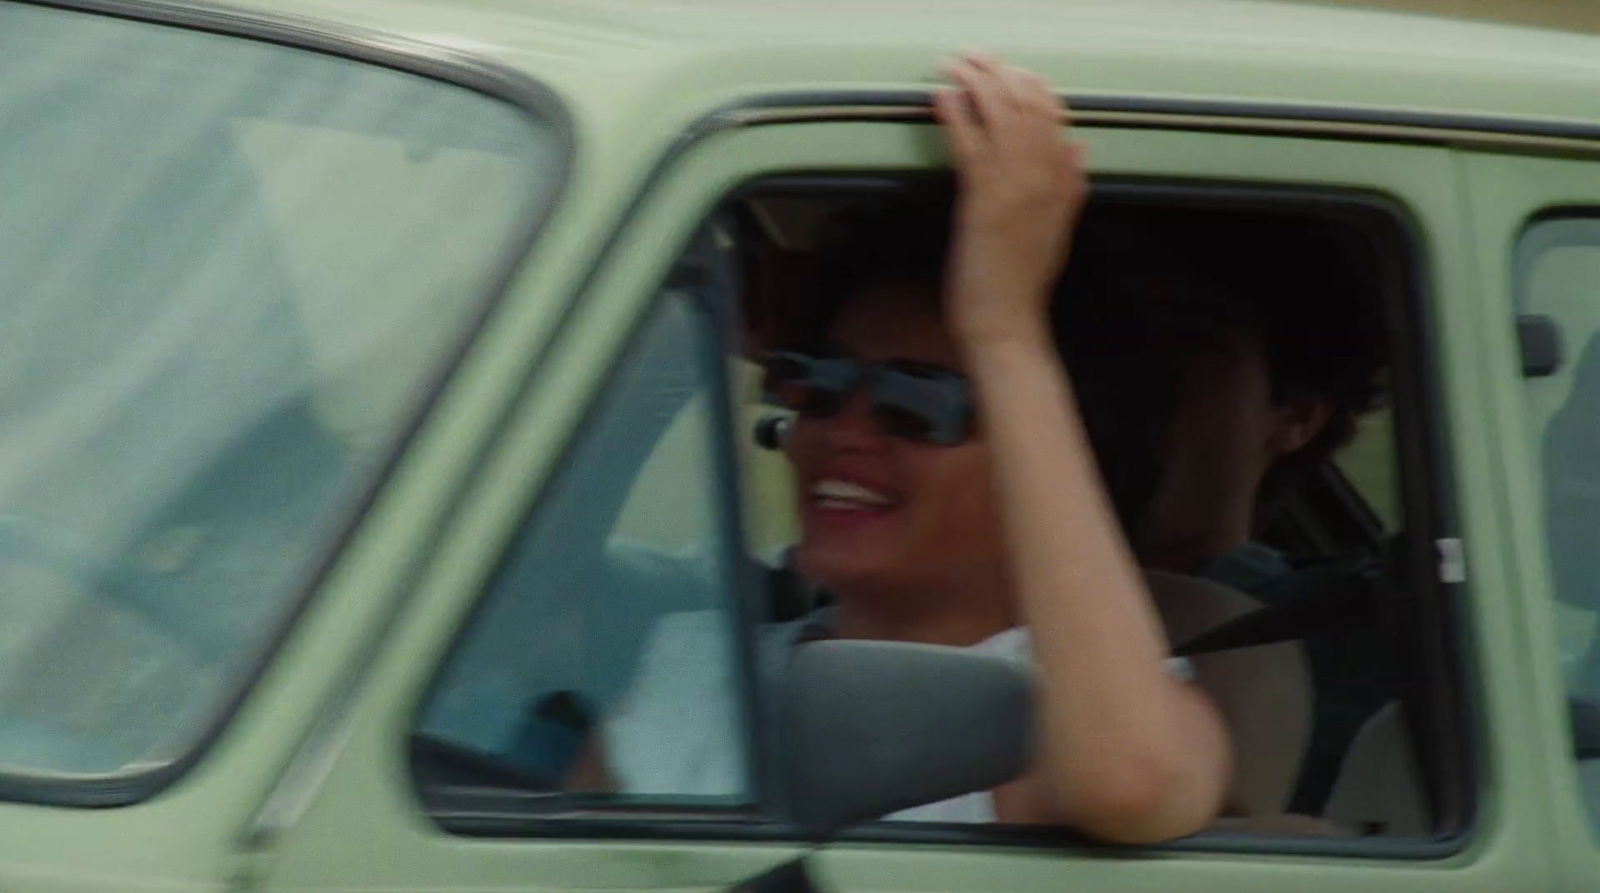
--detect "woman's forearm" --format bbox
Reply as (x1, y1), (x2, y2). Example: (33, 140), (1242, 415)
(964, 326), (1231, 843)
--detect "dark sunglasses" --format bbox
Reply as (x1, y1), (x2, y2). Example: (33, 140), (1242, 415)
(760, 351), (975, 446)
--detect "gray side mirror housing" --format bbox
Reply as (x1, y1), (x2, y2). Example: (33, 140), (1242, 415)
(774, 639), (1034, 841)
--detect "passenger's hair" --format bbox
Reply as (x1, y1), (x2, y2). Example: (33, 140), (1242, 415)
(1064, 207), (1388, 485)
(798, 186), (1387, 533)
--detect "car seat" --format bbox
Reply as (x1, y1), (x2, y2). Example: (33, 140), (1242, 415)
(1147, 571), (1313, 817)
(1321, 701), (1429, 836)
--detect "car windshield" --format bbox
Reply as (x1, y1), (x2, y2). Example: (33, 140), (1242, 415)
(0, 4), (562, 780)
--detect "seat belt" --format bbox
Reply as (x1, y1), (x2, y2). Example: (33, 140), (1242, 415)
(1173, 555), (1410, 816)
(1172, 555), (1382, 658)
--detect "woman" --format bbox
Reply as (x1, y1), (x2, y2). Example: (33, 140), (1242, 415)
(578, 54), (1233, 844)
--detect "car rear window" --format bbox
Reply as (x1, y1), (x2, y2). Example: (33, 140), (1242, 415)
(0, 2), (563, 784)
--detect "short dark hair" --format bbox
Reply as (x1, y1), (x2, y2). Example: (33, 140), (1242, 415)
(795, 186), (955, 347)
(1063, 207), (1388, 479)
(797, 188), (1388, 531)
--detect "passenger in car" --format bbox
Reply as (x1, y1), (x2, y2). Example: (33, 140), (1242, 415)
(570, 54), (1233, 844)
(1056, 215), (1390, 820)
(1057, 216), (1385, 594)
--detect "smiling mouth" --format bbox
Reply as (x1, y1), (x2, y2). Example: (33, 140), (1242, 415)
(810, 478), (899, 512)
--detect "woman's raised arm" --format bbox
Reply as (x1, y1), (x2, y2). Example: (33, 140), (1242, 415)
(934, 54), (1232, 843)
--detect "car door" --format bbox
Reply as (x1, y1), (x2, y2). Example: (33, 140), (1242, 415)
(240, 96), (1556, 892)
(1462, 149), (1600, 891)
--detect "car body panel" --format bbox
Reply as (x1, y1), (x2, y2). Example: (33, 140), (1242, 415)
(1457, 151), (1600, 889)
(252, 121), (1550, 893)
(231, 0), (1600, 137)
(0, 0), (1595, 890)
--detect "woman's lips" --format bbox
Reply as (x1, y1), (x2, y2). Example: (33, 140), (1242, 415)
(809, 477), (897, 506)
(803, 501), (896, 532)
(804, 477), (899, 527)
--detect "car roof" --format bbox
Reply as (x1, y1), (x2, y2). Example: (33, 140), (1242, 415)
(243, 0), (1600, 138)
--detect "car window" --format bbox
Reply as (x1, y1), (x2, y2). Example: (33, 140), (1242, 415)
(1516, 218), (1600, 688)
(0, 3), (562, 782)
(621, 358), (799, 561)
(1514, 215), (1600, 830)
(413, 286), (754, 803)
(412, 181), (1452, 843)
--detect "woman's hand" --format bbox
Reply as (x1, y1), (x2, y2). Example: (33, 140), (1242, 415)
(934, 54), (1089, 349)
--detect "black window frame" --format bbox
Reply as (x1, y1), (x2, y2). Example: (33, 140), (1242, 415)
(0, 0), (572, 808)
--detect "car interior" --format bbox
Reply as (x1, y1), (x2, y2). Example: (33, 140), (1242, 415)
(725, 175), (1446, 836)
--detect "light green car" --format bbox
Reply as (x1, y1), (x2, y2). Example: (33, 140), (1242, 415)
(4, 0), (1600, 890)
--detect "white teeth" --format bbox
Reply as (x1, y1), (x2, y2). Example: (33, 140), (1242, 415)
(811, 479), (894, 507)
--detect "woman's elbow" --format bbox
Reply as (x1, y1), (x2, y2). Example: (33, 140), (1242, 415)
(1073, 763), (1225, 843)
(1062, 756), (1226, 843)
(1062, 729), (1232, 844)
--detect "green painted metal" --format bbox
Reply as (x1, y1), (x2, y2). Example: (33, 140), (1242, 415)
(1457, 152), (1600, 891)
(240, 0), (1600, 142)
(258, 122), (1539, 893)
(0, 0), (1597, 890)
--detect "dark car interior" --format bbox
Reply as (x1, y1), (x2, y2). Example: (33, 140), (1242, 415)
(410, 172), (1472, 844)
(728, 174), (1449, 836)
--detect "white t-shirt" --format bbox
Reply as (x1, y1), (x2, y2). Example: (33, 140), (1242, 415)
(603, 608), (1194, 824)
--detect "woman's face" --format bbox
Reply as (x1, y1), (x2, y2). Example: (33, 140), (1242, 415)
(786, 281), (1005, 597)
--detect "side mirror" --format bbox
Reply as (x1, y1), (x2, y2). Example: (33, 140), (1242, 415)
(773, 639), (1034, 841)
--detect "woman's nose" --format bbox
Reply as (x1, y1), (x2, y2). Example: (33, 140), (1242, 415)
(819, 387), (884, 450)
